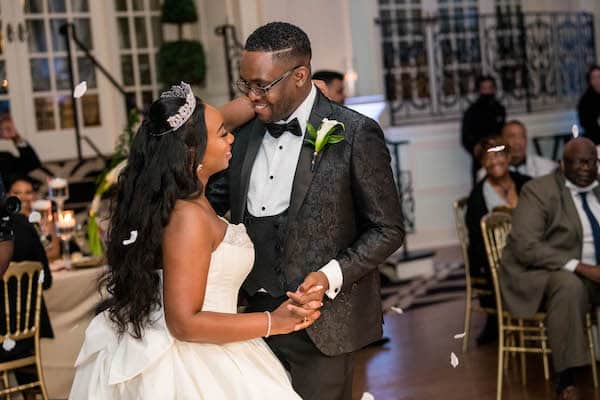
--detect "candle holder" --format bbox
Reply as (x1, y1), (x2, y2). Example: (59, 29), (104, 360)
(48, 178), (69, 214)
(56, 210), (76, 269)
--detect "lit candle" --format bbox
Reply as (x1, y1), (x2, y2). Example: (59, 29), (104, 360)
(57, 210), (75, 227)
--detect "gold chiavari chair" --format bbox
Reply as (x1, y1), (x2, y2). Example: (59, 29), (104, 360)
(0, 261), (48, 400)
(481, 212), (598, 400)
(453, 197), (496, 352)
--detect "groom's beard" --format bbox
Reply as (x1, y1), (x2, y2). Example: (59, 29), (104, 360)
(254, 97), (296, 123)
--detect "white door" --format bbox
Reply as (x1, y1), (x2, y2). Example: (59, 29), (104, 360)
(1, 0), (120, 161)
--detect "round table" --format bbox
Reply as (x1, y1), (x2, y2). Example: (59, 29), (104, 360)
(40, 265), (107, 399)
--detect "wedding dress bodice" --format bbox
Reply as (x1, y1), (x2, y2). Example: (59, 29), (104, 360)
(201, 221), (254, 313)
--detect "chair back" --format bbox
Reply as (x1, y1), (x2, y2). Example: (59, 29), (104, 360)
(0, 261), (44, 343)
(453, 197), (470, 272)
(480, 212), (512, 314)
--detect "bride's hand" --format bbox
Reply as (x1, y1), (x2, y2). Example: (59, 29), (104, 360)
(270, 300), (321, 335)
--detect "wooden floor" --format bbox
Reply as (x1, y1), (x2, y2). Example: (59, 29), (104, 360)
(352, 298), (600, 400)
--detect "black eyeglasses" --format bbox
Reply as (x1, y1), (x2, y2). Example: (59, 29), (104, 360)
(235, 65), (304, 97)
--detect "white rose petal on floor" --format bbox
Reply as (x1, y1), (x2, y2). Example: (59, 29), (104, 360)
(360, 392), (375, 400)
(450, 352), (459, 368)
(453, 332), (466, 339)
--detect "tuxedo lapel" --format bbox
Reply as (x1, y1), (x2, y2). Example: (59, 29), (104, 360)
(288, 90), (333, 222)
(236, 119), (265, 219)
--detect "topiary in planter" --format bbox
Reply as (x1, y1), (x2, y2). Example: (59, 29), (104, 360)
(161, 0), (198, 24)
(157, 40), (206, 88)
(158, 0), (205, 88)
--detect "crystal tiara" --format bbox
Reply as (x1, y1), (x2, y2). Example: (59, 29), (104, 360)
(150, 82), (197, 136)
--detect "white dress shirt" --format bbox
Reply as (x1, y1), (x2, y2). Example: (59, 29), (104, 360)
(563, 179), (600, 272)
(247, 85), (343, 299)
(512, 154), (557, 177)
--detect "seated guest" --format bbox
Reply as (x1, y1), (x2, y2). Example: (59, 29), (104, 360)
(577, 65), (600, 144)
(500, 137), (600, 399)
(477, 121), (557, 181)
(312, 70), (346, 104)
(0, 213), (53, 398)
(7, 175), (61, 261)
(465, 136), (530, 345)
(461, 76), (506, 185)
(0, 114), (42, 177)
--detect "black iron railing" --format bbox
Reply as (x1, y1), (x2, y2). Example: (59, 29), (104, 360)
(215, 24), (244, 101)
(59, 23), (137, 166)
(377, 11), (597, 125)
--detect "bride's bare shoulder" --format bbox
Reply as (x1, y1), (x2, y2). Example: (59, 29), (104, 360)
(166, 199), (214, 238)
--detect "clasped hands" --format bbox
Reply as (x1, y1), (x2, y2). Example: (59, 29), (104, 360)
(284, 271), (329, 331)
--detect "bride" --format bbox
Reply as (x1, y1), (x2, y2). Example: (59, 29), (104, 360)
(69, 83), (321, 399)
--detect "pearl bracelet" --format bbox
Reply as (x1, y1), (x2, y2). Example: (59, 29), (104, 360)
(264, 311), (272, 338)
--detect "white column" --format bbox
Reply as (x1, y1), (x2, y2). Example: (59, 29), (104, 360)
(348, 0), (384, 97)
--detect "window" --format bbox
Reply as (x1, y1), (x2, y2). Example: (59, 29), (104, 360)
(113, 0), (162, 111)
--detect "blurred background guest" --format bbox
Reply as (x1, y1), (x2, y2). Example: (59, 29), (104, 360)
(476, 120), (557, 181)
(6, 175), (61, 261)
(312, 70), (346, 104)
(0, 174), (14, 275)
(465, 136), (530, 345)
(577, 65), (600, 144)
(0, 114), (42, 177)
(461, 76), (507, 185)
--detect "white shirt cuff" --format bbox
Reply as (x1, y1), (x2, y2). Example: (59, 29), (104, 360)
(563, 259), (579, 272)
(319, 260), (343, 300)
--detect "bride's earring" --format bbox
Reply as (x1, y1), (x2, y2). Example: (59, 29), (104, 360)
(196, 163), (203, 176)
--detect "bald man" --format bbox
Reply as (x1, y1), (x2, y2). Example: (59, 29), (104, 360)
(500, 138), (600, 399)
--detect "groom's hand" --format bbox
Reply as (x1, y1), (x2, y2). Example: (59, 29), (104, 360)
(286, 272), (329, 312)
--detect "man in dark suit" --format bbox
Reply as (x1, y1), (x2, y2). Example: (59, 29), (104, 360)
(501, 138), (600, 400)
(208, 22), (404, 400)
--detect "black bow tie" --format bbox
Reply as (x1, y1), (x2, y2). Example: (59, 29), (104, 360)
(265, 118), (302, 139)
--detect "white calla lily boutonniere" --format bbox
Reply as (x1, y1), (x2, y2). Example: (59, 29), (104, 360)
(305, 118), (345, 171)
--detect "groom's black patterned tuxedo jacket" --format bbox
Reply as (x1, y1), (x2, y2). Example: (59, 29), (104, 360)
(208, 90), (404, 356)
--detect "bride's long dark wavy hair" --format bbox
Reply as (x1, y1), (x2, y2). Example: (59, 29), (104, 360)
(103, 95), (207, 339)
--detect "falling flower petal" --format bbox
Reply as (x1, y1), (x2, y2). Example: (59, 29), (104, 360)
(73, 81), (87, 98)
(360, 393), (375, 400)
(487, 145), (506, 153)
(450, 352), (459, 368)
(572, 124), (579, 138)
(390, 306), (404, 314)
(122, 230), (138, 246)
(38, 270), (45, 284)
(2, 337), (15, 352)
(453, 332), (466, 339)
(28, 211), (41, 224)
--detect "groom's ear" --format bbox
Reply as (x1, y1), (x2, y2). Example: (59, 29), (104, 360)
(293, 66), (311, 87)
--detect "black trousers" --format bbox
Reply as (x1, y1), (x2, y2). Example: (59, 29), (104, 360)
(246, 293), (354, 400)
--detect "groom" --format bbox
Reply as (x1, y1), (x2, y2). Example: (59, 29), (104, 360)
(208, 22), (404, 400)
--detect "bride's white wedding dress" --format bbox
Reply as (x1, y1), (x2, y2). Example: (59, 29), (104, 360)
(69, 221), (301, 399)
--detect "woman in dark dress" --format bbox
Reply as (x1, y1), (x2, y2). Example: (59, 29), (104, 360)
(577, 65), (600, 144)
(465, 136), (530, 345)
